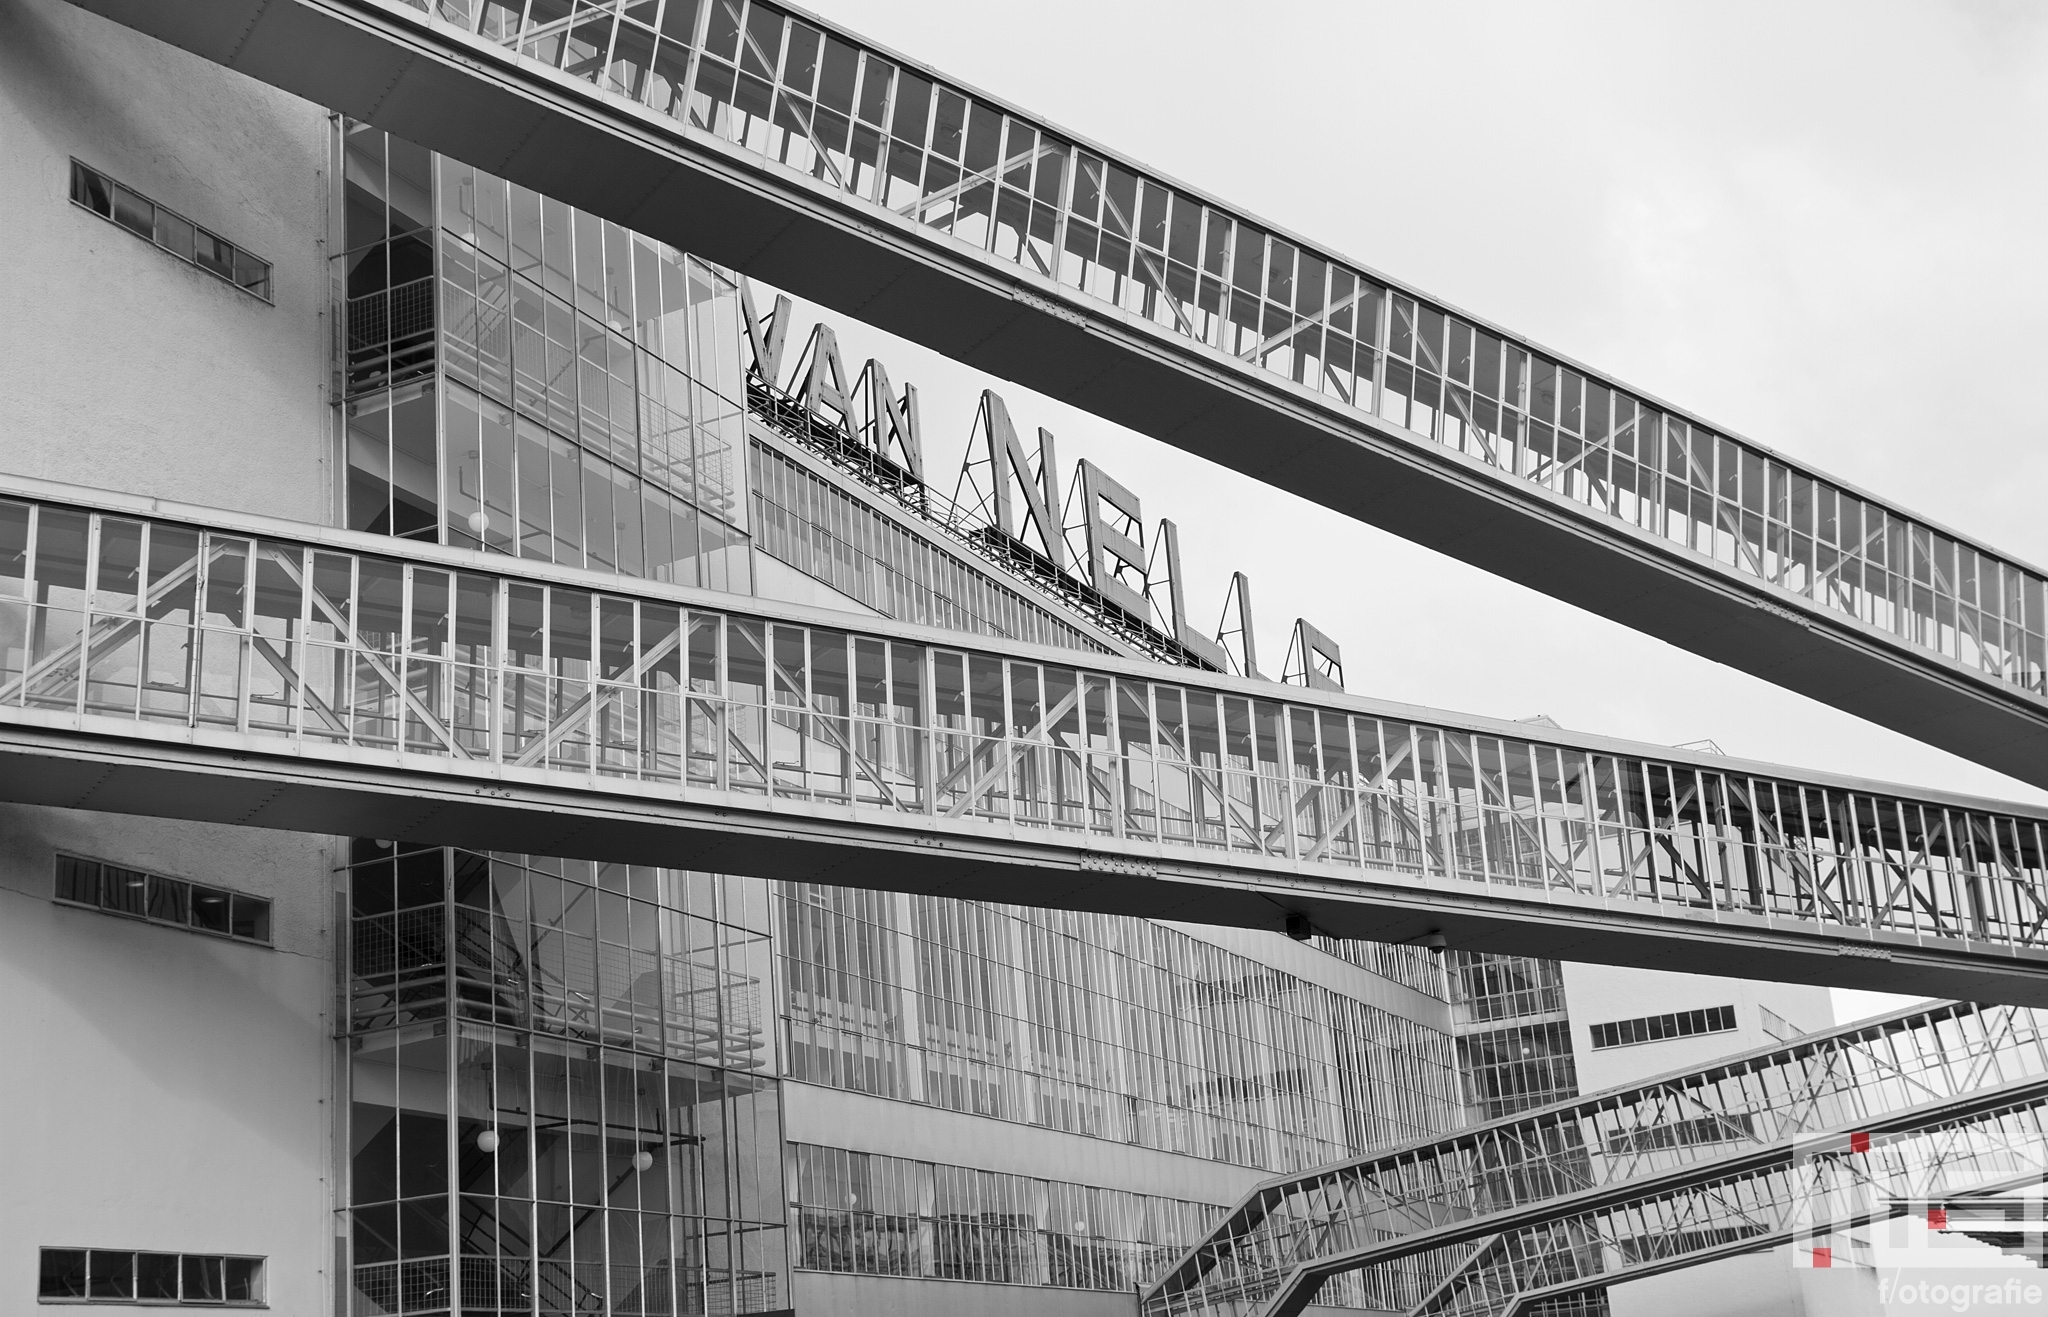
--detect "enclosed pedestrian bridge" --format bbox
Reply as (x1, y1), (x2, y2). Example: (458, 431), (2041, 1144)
(67, 0), (2048, 792)
(5, 475), (2048, 1004)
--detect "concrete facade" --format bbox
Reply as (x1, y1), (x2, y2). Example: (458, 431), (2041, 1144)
(0, 1), (340, 1303)
(0, 805), (340, 1309)
(0, 0), (332, 521)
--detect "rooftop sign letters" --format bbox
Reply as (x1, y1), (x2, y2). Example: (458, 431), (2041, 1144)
(742, 283), (1346, 687)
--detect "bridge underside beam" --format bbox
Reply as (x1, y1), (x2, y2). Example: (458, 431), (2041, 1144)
(0, 722), (2037, 1007)
(61, 0), (2048, 792)
(0, 716), (2039, 1003)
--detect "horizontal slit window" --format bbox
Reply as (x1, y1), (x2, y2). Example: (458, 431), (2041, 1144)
(68, 160), (273, 302)
(38, 1248), (263, 1306)
(1590, 1003), (1737, 1050)
(52, 854), (273, 948)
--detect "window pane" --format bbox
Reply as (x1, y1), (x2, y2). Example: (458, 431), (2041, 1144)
(101, 864), (149, 917)
(38, 1249), (87, 1298)
(224, 1257), (263, 1303)
(183, 1254), (225, 1302)
(88, 1250), (135, 1299)
(230, 894), (272, 943)
(55, 855), (99, 904)
(147, 874), (190, 924)
(111, 185), (152, 237)
(155, 209), (198, 262)
(235, 248), (272, 299)
(191, 885), (232, 934)
(196, 230), (235, 280)
(70, 162), (112, 216)
(137, 1252), (180, 1300)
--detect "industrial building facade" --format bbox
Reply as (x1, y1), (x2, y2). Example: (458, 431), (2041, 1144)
(14, 2), (2033, 1316)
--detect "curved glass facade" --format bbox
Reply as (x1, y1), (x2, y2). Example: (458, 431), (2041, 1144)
(337, 126), (753, 591)
(345, 844), (787, 1316)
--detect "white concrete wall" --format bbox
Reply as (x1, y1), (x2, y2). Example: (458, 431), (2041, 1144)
(1562, 961), (1834, 1095)
(752, 549), (883, 615)
(0, 4), (343, 1306)
(0, 0), (333, 522)
(0, 804), (340, 1312)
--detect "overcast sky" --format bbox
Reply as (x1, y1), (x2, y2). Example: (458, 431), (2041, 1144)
(768, 0), (2048, 1022)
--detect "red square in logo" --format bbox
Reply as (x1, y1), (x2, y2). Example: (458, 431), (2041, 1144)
(1812, 1247), (1832, 1269)
(1928, 1208), (1949, 1229)
(1850, 1132), (1871, 1153)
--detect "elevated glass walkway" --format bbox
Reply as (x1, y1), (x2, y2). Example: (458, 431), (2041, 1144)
(1141, 1000), (2048, 1317)
(66, 0), (2048, 790)
(4, 475), (2048, 1003)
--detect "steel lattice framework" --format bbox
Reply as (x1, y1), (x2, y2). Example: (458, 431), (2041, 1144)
(1400, 1130), (2048, 1317)
(63, 0), (2048, 791)
(1141, 1001), (2048, 1317)
(6, 478), (2048, 999)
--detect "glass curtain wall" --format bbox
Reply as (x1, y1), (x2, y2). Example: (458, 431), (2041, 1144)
(1447, 952), (1579, 1122)
(344, 844), (788, 1316)
(1449, 953), (1567, 1031)
(335, 123), (753, 593)
(777, 885), (1464, 1173)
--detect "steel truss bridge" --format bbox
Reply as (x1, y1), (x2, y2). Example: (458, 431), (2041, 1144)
(64, 0), (2048, 792)
(1142, 1000), (2048, 1317)
(3, 476), (2048, 1004)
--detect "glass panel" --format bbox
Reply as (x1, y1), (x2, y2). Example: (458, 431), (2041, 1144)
(183, 1254), (226, 1302)
(70, 162), (112, 216)
(231, 894), (273, 942)
(224, 1256), (263, 1303)
(147, 873), (189, 924)
(38, 1249), (87, 1298)
(55, 855), (99, 905)
(88, 1250), (135, 1300)
(191, 884), (232, 934)
(100, 864), (148, 917)
(136, 1252), (179, 1301)
(111, 185), (152, 236)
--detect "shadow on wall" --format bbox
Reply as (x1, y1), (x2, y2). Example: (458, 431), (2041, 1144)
(0, 0), (317, 225)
